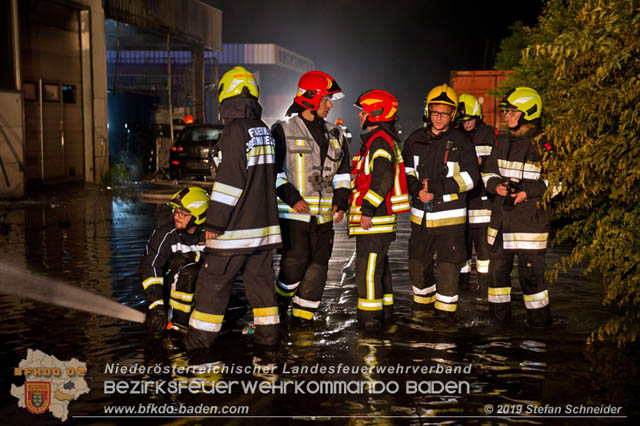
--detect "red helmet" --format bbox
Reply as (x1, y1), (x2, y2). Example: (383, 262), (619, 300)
(294, 71), (344, 111)
(354, 90), (398, 122)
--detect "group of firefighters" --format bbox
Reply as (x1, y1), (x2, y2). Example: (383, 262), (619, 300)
(140, 66), (553, 353)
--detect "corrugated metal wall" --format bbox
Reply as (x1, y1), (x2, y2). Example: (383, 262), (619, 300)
(104, 0), (222, 49)
(209, 44), (313, 73)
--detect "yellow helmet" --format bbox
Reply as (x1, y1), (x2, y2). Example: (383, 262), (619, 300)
(457, 93), (483, 121)
(499, 87), (542, 121)
(217, 66), (259, 103)
(168, 186), (210, 225)
(424, 83), (458, 119)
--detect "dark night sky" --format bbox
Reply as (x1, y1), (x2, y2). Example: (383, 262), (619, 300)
(205, 0), (542, 135)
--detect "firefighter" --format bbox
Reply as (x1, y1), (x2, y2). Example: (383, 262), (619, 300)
(272, 71), (351, 326)
(349, 90), (410, 327)
(482, 87), (552, 327)
(140, 186), (209, 333)
(186, 66), (282, 350)
(455, 94), (499, 292)
(402, 84), (480, 319)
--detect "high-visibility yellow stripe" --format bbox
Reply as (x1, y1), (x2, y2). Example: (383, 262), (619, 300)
(363, 190), (384, 207)
(213, 181), (243, 198)
(371, 149), (392, 163)
(489, 287), (511, 295)
(434, 301), (457, 312)
(248, 145), (275, 157)
(523, 290), (548, 301)
(358, 298), (383, 311)
(296, 154), (305, 193)
(347, 214), (396, 224)
(170, 298), (192, 313)
(275, 284), (296, 297)
(413, 284), (436, 295)
(217, 225), (281, 240)
(383, 294), (394, 305)
(408, 215), (466, 227)
(366, 253), (377, 300)
(254, 307), (279, 317)
(170, 290), (193, 302)
(414, 295), (435, 304)
(348, 226), (397, 235)
(149, 300), (164, 309)
(524, 290), (549, 309)
(191, 309), (224, 324)
(477, 259), (490, 273)
(292, 308), (314, 320)
(142, 277), (163, 290)
(293, 296), (320, 309)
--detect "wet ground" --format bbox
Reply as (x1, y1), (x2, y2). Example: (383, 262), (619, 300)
(0, 182), (638, 425)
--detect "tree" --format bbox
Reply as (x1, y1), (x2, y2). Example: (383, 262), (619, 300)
(499, 0), (640, 346)
(493, 21), (530, 70)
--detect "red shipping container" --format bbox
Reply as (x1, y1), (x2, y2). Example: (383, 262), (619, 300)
(450, 70), (514, 130)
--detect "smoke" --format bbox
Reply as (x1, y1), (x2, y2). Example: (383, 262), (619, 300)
(204, 0), (541, 147)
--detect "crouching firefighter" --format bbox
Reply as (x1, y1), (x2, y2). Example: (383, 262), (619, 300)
(403, 84), (480, 319)
(272, 70), (350, 325)
(349, 90), (410, 327)
(140, 186), (209, 333)
(482, 87), (553, 327)
(186, 66), (282, 350)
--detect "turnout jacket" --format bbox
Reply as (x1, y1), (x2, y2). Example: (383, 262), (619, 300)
(205, 96), (282, 255)
(139, 223), (205, 308)
(273, 115), (351, 224)
(482, 124), (551, 253)
(403, 126), (480, 235)
(349, 125), (410, 236)
(467, 121), (499, 228)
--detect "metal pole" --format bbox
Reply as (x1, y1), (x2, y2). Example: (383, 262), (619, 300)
(213, 57), (220, 122)
(38, 79), (44, 181)
(113, 21), (120, 93)
(167, 34), (174, 147)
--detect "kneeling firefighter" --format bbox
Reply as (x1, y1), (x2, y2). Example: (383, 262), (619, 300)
(349, 89), (410, 327)
(186, 66), (282, 350)
(140, 186), (209, 333)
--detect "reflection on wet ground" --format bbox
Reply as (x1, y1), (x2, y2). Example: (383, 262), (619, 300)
(0, 184), (637, 425)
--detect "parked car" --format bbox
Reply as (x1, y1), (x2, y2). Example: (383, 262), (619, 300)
(169, 124), (223, 180)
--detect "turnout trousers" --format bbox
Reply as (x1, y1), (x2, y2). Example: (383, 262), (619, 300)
(488, 232), (551, 327)
(276, 218), (334, 321)
(167, 263), (199, 327)
(408, 224), (466, 315)
(187, 250), (279, 349)
(460, 225), (491, 291)
(355, 233), (395, 325)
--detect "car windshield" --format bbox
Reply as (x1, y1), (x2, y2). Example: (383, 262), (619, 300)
(182, 128), (222, 143)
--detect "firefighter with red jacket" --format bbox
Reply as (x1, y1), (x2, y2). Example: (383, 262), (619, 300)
(186, 66), (282, 350)
(482, 87), (552, 327)
(272, 71), (350, 326)
(456, 94), (499, 292)
(140, 186), (209, 333)
(350, 90), (410, 327)
(402, 84), (480, 319)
